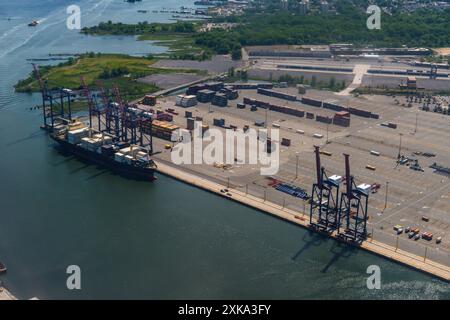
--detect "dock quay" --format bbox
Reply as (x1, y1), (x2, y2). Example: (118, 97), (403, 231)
(31, 61), (450, 283)
(155, 159), (450, 282)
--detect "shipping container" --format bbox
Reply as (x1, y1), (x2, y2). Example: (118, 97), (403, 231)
(388, 122), (398, 129)
(212, 93), (228, 107)
(186, 84), (206, 96)
(204, 81), (224, 92)
(302, 97), (322, 108)
(142, 95), (156, 106)
(257, 88), (297, 101)
(306, 112), (315, 119)
(196, 89), (215, 103)
(316, 115), (333, 124)
(187, 117), (195, 130)
(323, 102), (345, 111)
(281, 138), (291, 146)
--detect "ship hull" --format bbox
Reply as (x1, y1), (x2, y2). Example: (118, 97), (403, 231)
(52, 137), (156, 181)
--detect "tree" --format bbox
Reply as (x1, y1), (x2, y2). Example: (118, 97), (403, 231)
(329, 77), (336, 89)
(231, 48), (242, 60)
(228, 67), (235, 78)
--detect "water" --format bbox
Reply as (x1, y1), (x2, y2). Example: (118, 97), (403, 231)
(0, 0), (448, 299)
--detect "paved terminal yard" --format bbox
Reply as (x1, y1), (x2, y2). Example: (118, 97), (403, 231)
(147, 86), (450, 268)
(249, 56), (450, 91)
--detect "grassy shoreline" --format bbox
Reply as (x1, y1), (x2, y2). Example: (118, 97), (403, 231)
(15, 53), (203, 100)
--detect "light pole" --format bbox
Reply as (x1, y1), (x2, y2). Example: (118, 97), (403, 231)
(414, 112), (418, 134)
(397, 133), (403, 159)
(384, 181), (389, 211)
(265, 106), (268, 128)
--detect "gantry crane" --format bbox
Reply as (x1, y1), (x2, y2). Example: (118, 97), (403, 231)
(309, 146), (342, 232)
(338, 154), (370, 243)
(33, 63), (72, 130)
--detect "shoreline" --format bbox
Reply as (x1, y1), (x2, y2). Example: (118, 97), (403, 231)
(154, 160), (450, 282)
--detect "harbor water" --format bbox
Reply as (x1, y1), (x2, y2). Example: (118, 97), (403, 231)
(0, 0), (448, 299)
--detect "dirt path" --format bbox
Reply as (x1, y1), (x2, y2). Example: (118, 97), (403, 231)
(336, 64), (370, 96)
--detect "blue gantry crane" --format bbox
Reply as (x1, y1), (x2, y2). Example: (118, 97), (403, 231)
(33, 63), (73, 130)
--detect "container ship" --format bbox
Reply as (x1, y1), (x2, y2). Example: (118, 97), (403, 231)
(51, 121), (157, 181)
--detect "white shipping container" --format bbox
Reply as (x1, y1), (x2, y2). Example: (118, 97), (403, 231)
(120, 147), (132, 154)
(313, 133), (324, 139)
(114, 152), (125, 163)
(176, 95), (186, 106)
(125, 155), (134, 165)
(69, 127), (89, 135)
(370, 150), (380, 156)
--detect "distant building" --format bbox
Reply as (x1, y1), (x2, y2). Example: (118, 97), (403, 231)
(298, 0), (309, 15)
(320, 1), (329, 13)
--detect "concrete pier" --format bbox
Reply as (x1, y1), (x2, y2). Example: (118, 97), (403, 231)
(155, 160), (450, 282)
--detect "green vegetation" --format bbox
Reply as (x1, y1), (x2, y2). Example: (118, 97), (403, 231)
(15, 53), (201, 100)
(82, 21), (211, 60)
(81, 20), (197, 36)
(196, 1), (450, 55)
(138, 33), (210, 60)
(82, 1), (450, 61)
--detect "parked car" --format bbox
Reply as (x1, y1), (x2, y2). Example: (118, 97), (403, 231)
(422, 232), (433, 241)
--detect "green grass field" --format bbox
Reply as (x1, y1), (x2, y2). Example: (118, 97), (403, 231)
(138, 33), (208, 59)
(15, 54), (202, 100)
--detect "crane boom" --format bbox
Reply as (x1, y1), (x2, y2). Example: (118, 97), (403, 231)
(32, 63), (46, 96)
(80, 76), (93, 128)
